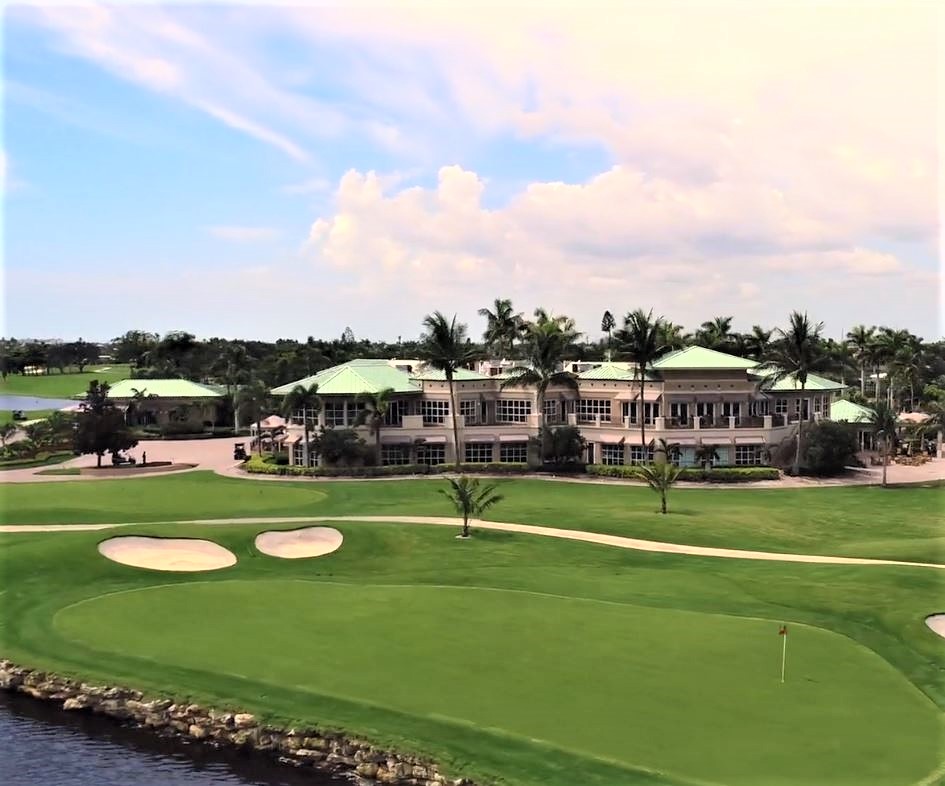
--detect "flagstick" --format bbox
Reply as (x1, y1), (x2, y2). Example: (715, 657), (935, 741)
(780, 630), (787, 684)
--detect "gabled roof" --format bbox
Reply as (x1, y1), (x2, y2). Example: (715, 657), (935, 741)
(271, 359), (420, 396)
(105, 379), (223, 399)
(651, 346), (758, 371)
(829, 399), (873, 424)
(410, 367), (491, 381)
(755, 369), (845, 392)
(578, 362), (658, 381)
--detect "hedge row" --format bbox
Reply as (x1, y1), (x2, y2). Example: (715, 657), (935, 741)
(0, 450), (74, 471)
(586, 464), (780, 482)
(243, 455), (530, 478)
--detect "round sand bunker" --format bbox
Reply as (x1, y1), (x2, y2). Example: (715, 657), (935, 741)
(254, 526), (343, 559)
(925, 614), (945, 639)
(98, 537), (237, 572)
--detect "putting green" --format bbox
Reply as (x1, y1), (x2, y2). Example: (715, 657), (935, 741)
(54, 579), (941, 786)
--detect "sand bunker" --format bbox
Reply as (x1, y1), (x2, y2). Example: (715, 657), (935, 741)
(925, 614), (945, 639)
(254, 526), (343, 559)
(98, 537), (237, 572)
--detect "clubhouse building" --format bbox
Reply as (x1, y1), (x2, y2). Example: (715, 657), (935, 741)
(269, 347), (847, 468)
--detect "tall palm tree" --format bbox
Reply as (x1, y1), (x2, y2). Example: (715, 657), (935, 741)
(281, 383), (320, 467)
(745, 326), (772, 362)
(845, 325), (875, 396)
(601, 310), (616, 354)
(478, 298), (522, 359)
(637, 460), (683, 514)
(421, 312), (476, 469)
(355, 387), (394, 465)
(764, 312), (828, 475)
(502, 317), (580, 464)
(439, 476), (504, 538)
(532, 307), (579, 336)
(874, 328), (914, 407)
(615, 309), (667, 450)
(696, 316), (734, 351)
(657, 321), (688, 352)
(236, 379), (272, 456)
(868, 401), (898, 488)
(214, 343), (250, 431)
(125, 387), (157, 426)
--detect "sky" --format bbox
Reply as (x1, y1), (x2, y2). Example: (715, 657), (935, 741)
(2, 1), (942, 343)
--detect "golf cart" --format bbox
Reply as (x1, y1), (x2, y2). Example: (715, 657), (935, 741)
(233, 442), (248, 460)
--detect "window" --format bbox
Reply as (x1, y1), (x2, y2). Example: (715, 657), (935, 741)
(349, 401), (366, 423)
(460, 399), (479, 424)
(496, 399), (531, 423)
(629, 445), (655, 465)
(384, 400), (406, 426)
(750, 399), (769, 416)
(464, 442), (494, 463)
(623, 401), (636, 423)
(696, 402), (714, 420)
(813, 396), (822, 414)
(543, 399), (560, 423)
(643, 402), (660, 425)
(722, 402), (741, 423)
(324, 401), (346, 427)
(578, 399), (611, 423)
(293, 442), (304, 465)
(601, 443), (625, 465)
(499, 442), (528, 463)
(381, 445), (410, 465)
(417, 443), (446, 465)
(421, 399), (449, 424)
(774, 398), (788, 415)
(670, 402), (689, 422)
(735, 445), (763, 466)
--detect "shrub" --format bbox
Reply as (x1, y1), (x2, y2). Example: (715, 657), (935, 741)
(803, 420), (859, 477)
(586, 464), (779, 483)
(242, 455), (530, 478)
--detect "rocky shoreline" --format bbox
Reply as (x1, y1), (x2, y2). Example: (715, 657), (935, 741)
(0, 660), (477, 786)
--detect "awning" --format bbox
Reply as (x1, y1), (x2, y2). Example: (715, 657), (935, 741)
(596, 433), (627, 444)
(498, 434), (529, 443)
(614, 389), (662, 402)
(281, 434), (300, 445)
(380, 434), (412, 445)
(671, 437), (698, 445)
(418, 435), (447, 444)
(464, 435), (497, 443)
(735, 436), (764, 445)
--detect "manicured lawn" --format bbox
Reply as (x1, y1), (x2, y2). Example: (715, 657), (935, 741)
(0, 451), (73, 471)
(0, 409), (54, 426)
(2, 472), (943, 563)
(0, 365), (131, 399)
(3, 521), (943, 786)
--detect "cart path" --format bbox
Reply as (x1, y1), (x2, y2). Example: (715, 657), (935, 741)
(2, 515), (942, 570)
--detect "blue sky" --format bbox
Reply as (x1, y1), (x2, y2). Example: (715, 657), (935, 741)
(3, 3), (941, 342)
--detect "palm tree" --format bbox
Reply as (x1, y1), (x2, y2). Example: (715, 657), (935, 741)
(696, 316), (734, 351)
(745, 326), (772, 362)
(764, 312), (828, 475)
(215, 343), (250, 431)
(502, 318), (580, 464)
(439, 475), (504, 538)
(236, 379), (272, 456)
(478, 298), (522, 359)
(868, 401), (898, 487)
(637, 460), (683, 514)
(421, 312), (476, 469)
(281, 383), (320, 467)
(657, 321), (688, 352)
(601, 310), (616, 353)
(693, 443), (720, 475)
(0, 422), (16, 447)
(355, 387), (394, 465)
(845, 325), (875, 396)
(874, 328), (914, 407)
(124, 387), (157, 426)
(615, 309), (667, 450)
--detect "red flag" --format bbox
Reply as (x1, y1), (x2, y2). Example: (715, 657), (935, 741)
(779, 625), (788, 636)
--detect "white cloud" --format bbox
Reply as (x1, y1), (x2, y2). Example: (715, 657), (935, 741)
(206, 225), (279, 242)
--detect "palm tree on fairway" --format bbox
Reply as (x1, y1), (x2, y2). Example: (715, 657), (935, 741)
(440, 476), (503, 538)
(421, 312), (476, 469)
(502, 318), (579, 464)
(281, 383), (320, 467)
(355, 387), (394, 466)
(694, 443), (720, 476)
(868, 401), (898, 488)
(615, 309), (667, 450)
(237, 379), (272, 456)
(845, 325), (875, 397)
(638, 460), (683, 514)
(764, 311), (829, 475)
(478, 298), (522, 359)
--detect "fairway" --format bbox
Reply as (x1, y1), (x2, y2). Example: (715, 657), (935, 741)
(54, 579), (940, 786)
(0, 365), (131, 399)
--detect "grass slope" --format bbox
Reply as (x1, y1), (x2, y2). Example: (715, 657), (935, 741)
(2, 522), (943, 786)
(2, 472), (943, 563)
(0, 409), (55, 425)
(0, 365), (131, 399)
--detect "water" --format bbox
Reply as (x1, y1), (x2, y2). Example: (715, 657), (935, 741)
(0, 395), (77, 411)
(0, 692), (348, 786)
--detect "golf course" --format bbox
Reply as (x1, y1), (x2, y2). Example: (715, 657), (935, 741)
(2, 473), (943, 786)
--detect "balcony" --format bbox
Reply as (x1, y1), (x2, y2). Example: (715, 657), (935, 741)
(665, 417), (694, 429)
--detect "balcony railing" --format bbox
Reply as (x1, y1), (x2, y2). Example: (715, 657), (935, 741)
(665, 417), (694, 429)
(735, 415), (765, 428)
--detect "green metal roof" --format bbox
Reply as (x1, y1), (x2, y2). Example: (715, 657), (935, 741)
(271, 359), (420, 396)
(106, 379), (223, 399)
(411, 367), (490, 381)
(755, 369), (845, 392)
(578, 362), (658, 381)
(651, 346), (758, 370)
(829, 399), (873, 424)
